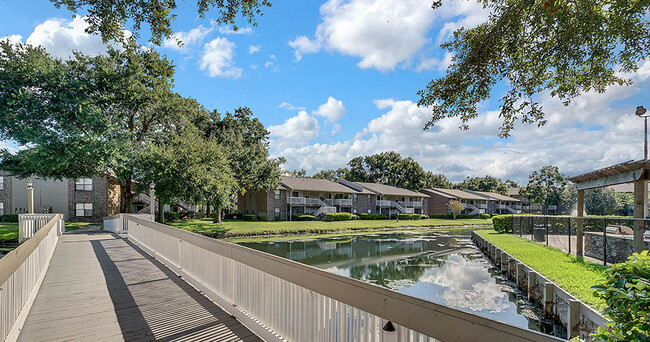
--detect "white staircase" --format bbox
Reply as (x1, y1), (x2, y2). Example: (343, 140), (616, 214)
(393, 201), (405, 213)
(314, 199), (336, 219)
(463, 203), (480, 215)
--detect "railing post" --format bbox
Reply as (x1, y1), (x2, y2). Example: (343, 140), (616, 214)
(567, 217), (571, 255)
(602, 217), (607, 266)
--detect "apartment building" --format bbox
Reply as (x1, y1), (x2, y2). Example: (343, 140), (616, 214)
(237, 176), (430, 221)
(421, 188), (521, 216)
(0, 172), (121, 222)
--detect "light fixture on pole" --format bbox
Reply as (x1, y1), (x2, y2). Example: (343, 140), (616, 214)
(26, 179), (34, 214)
(149, 181), (156, 218)
(636, 106), (648, 160)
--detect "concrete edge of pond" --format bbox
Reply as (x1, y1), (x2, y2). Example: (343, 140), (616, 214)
(471, 231), (607, 341)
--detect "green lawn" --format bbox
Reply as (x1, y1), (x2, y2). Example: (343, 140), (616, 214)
(0, 222), (18, 240)
(475, 230), (608, 311)
(168, 218), (492, 239)
(66, 221), (102, 231)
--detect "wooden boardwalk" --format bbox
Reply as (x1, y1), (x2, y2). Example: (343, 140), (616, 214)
(17, 227), (262, 342)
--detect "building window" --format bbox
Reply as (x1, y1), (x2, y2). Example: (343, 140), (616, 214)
(368, 195), (371, 202)
(353, 208), (358, 214)
(0, 202), (4, 215)
(0, 176), (3, 190)
(75, 178), (93, 191)
(75, 203), (93, 217)
(367, 209), (371, 214)
(353, 194), (358, 201)
(274, 190), (280, 200)
(274, 207), (280, 218)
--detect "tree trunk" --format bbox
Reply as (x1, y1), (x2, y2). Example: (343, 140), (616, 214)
(213, 208), (222, 223)
(119, 178), (135, 213)
(206, 203), (211, 217)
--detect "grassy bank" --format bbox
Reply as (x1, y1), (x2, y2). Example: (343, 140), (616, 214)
(0, 222), (18, 240)
(168, 218), (492, 239)
(475, 230), (608, 311)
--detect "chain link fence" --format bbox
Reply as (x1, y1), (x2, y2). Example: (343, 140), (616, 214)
(512, 215), (650, 265)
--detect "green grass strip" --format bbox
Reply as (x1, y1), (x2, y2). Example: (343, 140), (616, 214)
(0, 222), (18, 240)
(168, 218), (492, 238)
(475, 230), (608, 311)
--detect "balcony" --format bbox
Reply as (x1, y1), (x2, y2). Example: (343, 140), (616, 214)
(377, 199), (392, 207)
(332, 198), (352, 207)
(399, 200), (423, 208)
(287, 197), (321, 206)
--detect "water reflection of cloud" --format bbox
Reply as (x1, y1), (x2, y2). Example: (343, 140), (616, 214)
(322, 266), (350, 277)
(418, 254), (510, 313)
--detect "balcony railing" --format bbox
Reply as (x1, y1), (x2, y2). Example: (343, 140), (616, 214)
(287, 197), (321, 206)
(332, 198), (352, 206)
(399, 200), (422, 208)
(377, 199), (392, 207)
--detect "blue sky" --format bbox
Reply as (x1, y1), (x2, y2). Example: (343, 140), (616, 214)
(2, 0), (649, 184)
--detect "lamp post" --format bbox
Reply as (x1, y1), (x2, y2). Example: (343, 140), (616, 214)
(26, 179), (34, 214)
(149, 181), (156, 218)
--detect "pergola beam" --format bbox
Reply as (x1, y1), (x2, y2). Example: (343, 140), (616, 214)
(573, 168), (645, 190)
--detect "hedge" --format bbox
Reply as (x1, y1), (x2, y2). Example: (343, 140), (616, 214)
(258, 212), (267, 221)
(0, 214), (18, 222)
(480, 214), (491, 219)
(492, 214), (512, 233)
(398, 214), (422, 220)
(325, 213), (358, 221)
(293, 214), (317, 221)
(164, 211), (180, 221)
(241, 214), (258, 221)
(358, 213), (387, 220)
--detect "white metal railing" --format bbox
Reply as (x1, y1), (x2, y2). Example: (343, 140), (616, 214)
(287, 197), (321, 206)
(18, 214), (60, 242)
(1, 214), (64, 341)
(377, 199), (391, 207)
(314, 206), (337, 218)
(332, 199), (352, 207)
(476, 203), (488, 209)
(124, 216), (561, 342)
(103, 213), (154, 234)
(393, 201), (405, 213)
(399, 200), (423, 208)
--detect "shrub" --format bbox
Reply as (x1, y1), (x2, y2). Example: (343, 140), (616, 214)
(429, 214), (450, 219)
(398, 214), (421, 220)
(164, 211), (180, 221)
(224, 212), (242, 220)
(293, 214), (317, 221)
(420, 214), (429, 219)
(480, 214), (491, 219)
(1, 214), (18, 222)
(241, 214), (258, 221)
(492, 214), (513, 233)
(447, 200), (464, 219)
(359, 213), (387, 220)
(257, 212), (267, 221)
(591, 251), (650, 341)
(325, 212), (358, 221)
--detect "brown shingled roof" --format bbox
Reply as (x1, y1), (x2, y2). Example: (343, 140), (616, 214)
(354, 182), (427, 197)
(280, 176), (355, 193)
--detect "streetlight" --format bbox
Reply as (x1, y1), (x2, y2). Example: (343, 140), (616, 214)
(636, 106), (648, 160)
(26, 179), (34, 214)
(149, 181), (156, 218)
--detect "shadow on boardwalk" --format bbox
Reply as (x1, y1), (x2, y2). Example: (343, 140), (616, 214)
(18, 228), (261, 342)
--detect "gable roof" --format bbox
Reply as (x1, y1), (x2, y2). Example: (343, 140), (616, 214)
(353, 182), (428, 197)
(421, 188), (457, 199)
(280, 176), (355, 193)
(424, 188), (488, 200)
(465, 190), (520, 202)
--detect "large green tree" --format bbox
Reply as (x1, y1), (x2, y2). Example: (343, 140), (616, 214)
(52, 0), (271, 45)
(456, 175), (508, 194)
(420, 0), (650, 137)
(585, 187), (618, 215)
(312, 168), (350, 181)
(0, 41), (195, 212)
(523, 165), (568, 214)
(346, 152), (426, 191)
(422, 171), (452, 189)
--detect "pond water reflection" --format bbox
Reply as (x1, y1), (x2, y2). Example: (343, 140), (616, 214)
(240, 229), (546, 333)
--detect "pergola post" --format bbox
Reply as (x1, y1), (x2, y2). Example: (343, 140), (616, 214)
(634, 177), (646, 253)
(576, 189), (584, 257)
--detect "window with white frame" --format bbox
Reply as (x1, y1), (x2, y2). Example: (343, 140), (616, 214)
(367, 209), (371, 213)
(368, 195), (371, 202)
(0, 176), (3, 190)
(75, 203), (93, 217)
(353, 208), (358, 214)
(274, 190), (280, 200)
(75, 178), (93, 191)
(0, 202), (4, 215)
(274, 207), (280, 218)
(353, 193), (358, 201)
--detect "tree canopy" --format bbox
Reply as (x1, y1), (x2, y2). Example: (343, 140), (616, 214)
(455, 175), (509, 194)
(52, 0), (271, 45)
(346, 152), (426, 191)
(523, 165), (568, 213)
(420, 0), (650, 137)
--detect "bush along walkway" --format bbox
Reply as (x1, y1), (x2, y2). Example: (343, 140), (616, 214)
(473, 230), (608, 340)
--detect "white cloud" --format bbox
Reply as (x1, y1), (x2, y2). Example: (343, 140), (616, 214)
(199, 38), (242, 79)
(331, 123), (342, 135)
(271, 67), (650, 182)
(417, 52), (454, 72)
(268, 111), (320, 150)
(279, 102), (306, 111)
(248, 44), (261, 54)
(250, 64), (259, 70)
(264, 61), (274, 68)
(218, 26), (253, 35)
(25, 16), (123, 59)
(314, 96), (347, 122)
(0, 34), (22, 44)
(163, 25), (212, 52)
(288, 0), (488, 71)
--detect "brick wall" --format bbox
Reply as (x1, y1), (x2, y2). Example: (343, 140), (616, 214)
(352, 193), (376, 214)
(266, 190), (287, 221)
(68, 177), (108, 222)
(421, 190), (451, 215)
(0, 171), (11, 215)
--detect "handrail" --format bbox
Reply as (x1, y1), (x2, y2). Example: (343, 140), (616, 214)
(18, 214), (59, 242)
(124, 216), (562, 342)
(1, 214), (63, 341)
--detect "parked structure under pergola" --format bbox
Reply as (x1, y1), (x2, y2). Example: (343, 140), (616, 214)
(568, 159), (649, 255)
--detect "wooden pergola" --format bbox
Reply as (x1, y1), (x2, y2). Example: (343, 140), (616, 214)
(568, 159), (649, 255)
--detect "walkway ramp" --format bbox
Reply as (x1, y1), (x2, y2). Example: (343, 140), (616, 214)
(17, 228), (261, 342)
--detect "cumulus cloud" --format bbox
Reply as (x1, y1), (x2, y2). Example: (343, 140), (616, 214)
(25, 16), (123, 59)
(163, 25), (212, 52)
(199, 38), (242, 79)
(248, 44), (261, 54)
(314, 96), (346, 122)
(288, 0), (488, 71)
(0, 34), (22, 44)
(218, 26), (253, 35)
(279, 102), (306, 111)
(271, 66), (650, 182)
(268, 111), (320, 150)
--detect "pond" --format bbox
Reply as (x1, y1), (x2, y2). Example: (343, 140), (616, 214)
(239, 228), (558, 336)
